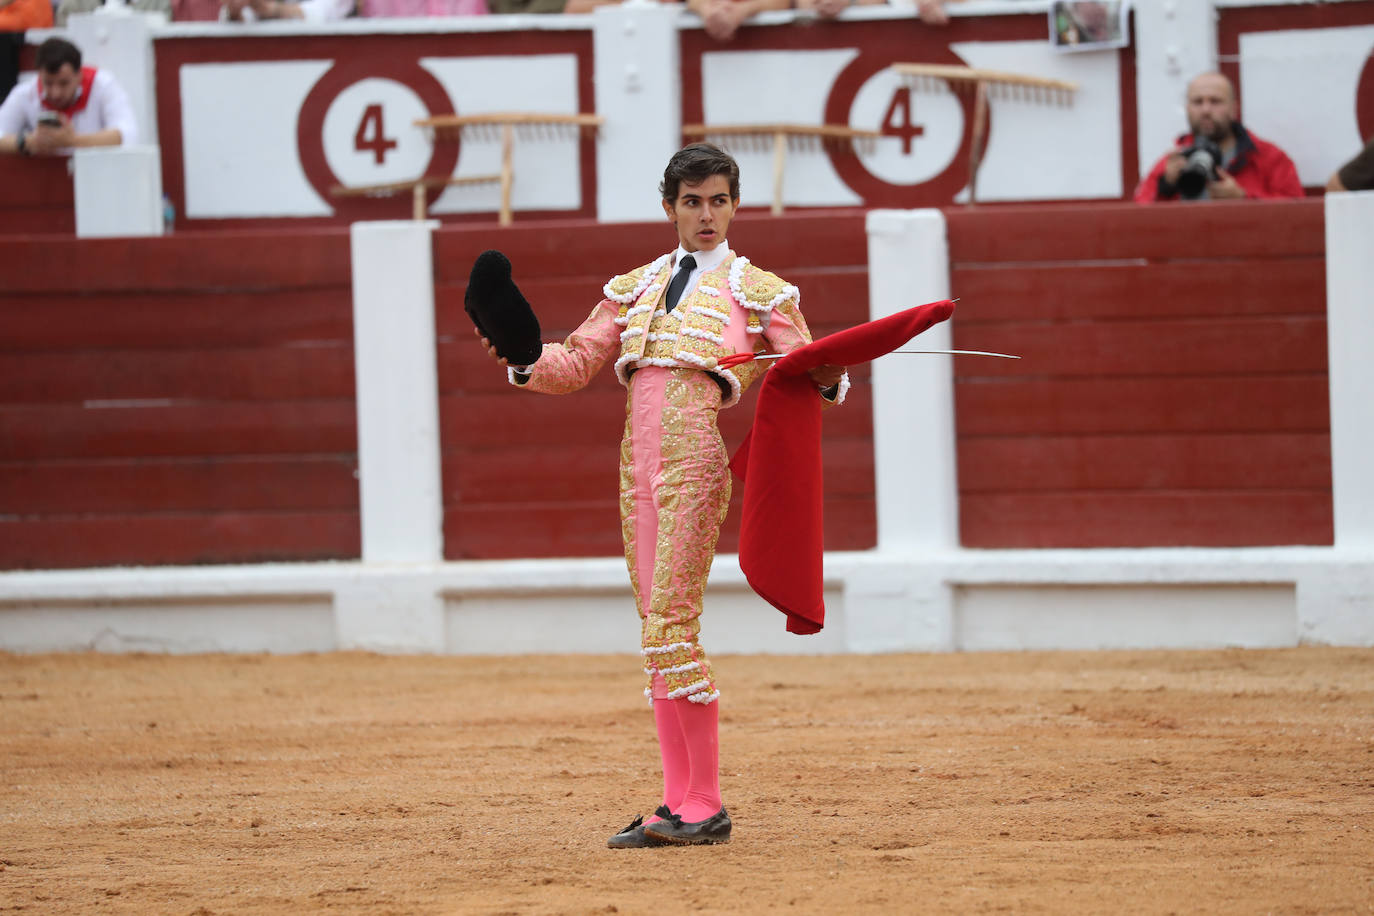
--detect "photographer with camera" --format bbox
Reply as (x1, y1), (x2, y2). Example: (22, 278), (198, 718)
(1134, 71), (1302, 203)
(0, 37), (138, 158)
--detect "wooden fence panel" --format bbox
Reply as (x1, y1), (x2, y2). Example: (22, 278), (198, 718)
(0, 231), (359, 569)
(948, 199), (1332, 548)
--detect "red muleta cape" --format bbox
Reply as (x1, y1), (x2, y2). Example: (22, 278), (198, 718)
(728, 299), (956, 635)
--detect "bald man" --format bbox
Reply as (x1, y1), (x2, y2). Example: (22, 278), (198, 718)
(1134, 71), (1303, 203)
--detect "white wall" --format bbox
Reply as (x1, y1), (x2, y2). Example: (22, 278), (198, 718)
(31, 1), (1371, 222)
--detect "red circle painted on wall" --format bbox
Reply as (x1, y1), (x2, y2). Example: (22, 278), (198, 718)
(297, 59), (458, 221)
(1356, 48), (1374, 144)
(824, 48), (980, 206)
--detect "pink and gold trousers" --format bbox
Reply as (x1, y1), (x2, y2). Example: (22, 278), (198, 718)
(623, 366), (729, 705)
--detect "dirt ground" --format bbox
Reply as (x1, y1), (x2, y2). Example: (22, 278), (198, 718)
(1, 647), (1371, 915)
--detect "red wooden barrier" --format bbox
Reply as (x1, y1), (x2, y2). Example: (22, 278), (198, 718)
(432, 211), (878, 560)
(947, 198), (1332, 548)
(1, 156), (75, 234)
(0, 198), (1334, 569)
(0, 229), (359, 569)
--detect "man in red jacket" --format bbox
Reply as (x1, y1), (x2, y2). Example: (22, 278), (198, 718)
(1134, 71), (1304, 203)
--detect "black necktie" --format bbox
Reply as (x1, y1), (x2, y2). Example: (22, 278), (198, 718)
(663, 254), (697, 313)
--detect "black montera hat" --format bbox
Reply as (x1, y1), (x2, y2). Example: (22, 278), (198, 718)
(465, 250), (543, 367)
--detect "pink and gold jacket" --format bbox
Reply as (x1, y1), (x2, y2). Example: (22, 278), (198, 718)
(512, 250), (850, 407)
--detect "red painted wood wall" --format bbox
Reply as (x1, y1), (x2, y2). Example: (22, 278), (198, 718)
(2, 157), (75, 235)
(948, 199), (1332, 548)
(431, 212), (878, 560)
(0, 200), (1335, 571)
(0, 230), (360, 569)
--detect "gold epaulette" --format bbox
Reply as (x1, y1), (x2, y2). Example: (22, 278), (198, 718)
(730, 258), (798, 334)
(604, 253), (672, 305)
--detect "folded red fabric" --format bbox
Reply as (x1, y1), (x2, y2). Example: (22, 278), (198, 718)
(729, 300), (956, 635)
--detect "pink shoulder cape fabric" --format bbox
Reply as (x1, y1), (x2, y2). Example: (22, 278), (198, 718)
(728, 300), (956, 635)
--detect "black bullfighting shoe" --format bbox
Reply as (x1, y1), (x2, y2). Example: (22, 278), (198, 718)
(641, 806), (732, 846)
(606, 814), (667, 849)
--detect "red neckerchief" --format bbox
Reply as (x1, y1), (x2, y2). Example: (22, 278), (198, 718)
(38, 66), (97, 115)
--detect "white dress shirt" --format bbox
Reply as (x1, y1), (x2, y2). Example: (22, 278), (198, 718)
(668, 241), (731, 307)
(0, 69), (138, 148)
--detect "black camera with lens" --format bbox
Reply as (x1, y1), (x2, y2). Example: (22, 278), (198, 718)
(1176, 137), (1224, 198)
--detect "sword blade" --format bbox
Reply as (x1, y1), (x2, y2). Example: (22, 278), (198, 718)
(750, 348), (1019, 362)
(893, 349), (1020, 359)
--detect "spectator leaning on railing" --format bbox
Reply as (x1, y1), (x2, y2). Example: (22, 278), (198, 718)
(563, 0), (962, 40)
(0, 37), (137, 158)
(1134, 71), (1303, 203)
(222, 0), (353, 21)
(696, 0), (960, 41)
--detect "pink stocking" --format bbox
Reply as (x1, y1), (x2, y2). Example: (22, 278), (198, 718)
(649, 675), (689, 823)
(672, 694), (722, 824)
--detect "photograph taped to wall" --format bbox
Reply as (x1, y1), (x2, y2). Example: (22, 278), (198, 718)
(1050, 1), (1130, 52)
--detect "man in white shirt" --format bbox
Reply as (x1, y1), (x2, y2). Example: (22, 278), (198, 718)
(0, 37), (138, 157)
(223, 0), (353, 22)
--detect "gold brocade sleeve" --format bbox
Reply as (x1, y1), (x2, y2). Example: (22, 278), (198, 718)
(763, 290), (846, 408)
(515, 300), (623, 395)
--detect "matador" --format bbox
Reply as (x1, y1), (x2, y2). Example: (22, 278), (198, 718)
(474, 143), (847, 847)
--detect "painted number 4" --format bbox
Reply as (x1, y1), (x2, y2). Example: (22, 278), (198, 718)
(355, 104), (398, 165)
(881, 87), (924, 155)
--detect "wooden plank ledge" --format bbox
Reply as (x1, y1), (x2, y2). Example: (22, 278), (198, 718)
(682, 123), (881, 139)
(416, 112), (605, 129)
(330, 174), (501, 197)
(889, 63), (1079, 92)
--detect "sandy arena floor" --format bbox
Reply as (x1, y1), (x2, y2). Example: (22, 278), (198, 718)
(1, 647), (1372, 914)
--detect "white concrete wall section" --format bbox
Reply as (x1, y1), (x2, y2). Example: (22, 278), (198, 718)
(421, 55), (584, 215)
(1293, 561), (1374, 647)
(864, 209), (957, 554)
(73, 146), (163, 238)
(1324, 191), (1374, 551)
(444, 573), (847, 655)
(334, 572), (445, 653)
(0, 598), (335, 654)
(851, 209), (959, 652)
(180, 61), (335, 219)
(67, 9), (163, 150)
(1238, 26), (1374, 187)
(949, 40), (1122, 202)
(593, 4), (683, 224)
(0, 564), (340, 653)
(29, 0), (1368, 231)
(956, 584), (1297, 651)
(80, 0), (1367, 224)
(3, 548), (1369, 654)
(1133, 0), (1218, 181)
(349, 221), (445, 567)
(700, 48), (862, 210)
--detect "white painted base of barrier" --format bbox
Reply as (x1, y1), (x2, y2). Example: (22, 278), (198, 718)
(2, 547), (1369, 654)
(72, 146), (164, 238)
